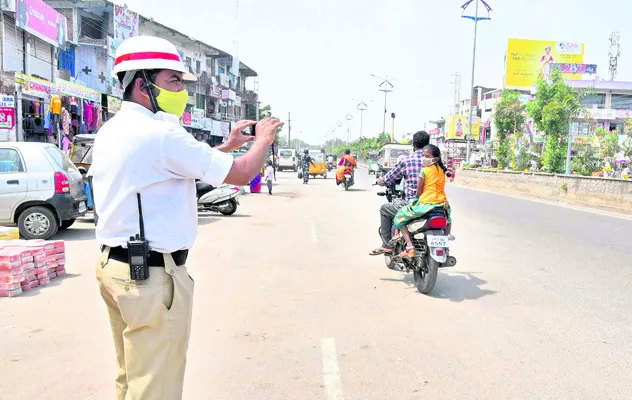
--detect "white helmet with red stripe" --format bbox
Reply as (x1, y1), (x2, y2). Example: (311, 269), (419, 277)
(111, 35), (197, 83)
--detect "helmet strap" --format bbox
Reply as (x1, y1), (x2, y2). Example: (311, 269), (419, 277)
(141, 70), (160, 113)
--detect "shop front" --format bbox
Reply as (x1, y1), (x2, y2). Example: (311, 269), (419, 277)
(14, 73), (56, 143)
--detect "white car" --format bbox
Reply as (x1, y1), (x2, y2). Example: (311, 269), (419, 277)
(277, 149), (298, 172)
(0, 143), (88, 239)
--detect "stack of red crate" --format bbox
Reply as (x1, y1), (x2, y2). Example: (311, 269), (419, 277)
(0, 240), (67, 297)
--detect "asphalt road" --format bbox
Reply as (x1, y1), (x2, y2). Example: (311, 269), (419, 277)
(1, 167), (631, 400)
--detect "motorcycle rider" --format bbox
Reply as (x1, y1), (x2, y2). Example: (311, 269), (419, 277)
(336, 149), (357, 184)
(370, 131), (430, 256)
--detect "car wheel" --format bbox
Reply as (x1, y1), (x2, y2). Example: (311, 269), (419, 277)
(18, 206), (59, 240)
(60, 219), (76, 230)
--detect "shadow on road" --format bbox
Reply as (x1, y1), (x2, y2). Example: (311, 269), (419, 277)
(430, 272), (496, 302)
(380, 271), (496, 302)
(55, 227), (95, 242)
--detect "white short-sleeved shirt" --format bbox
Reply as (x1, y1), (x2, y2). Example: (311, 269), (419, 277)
(91, 101), (234, 253)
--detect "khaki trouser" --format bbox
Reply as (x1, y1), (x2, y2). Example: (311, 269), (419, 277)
(95, 247), (195, 400)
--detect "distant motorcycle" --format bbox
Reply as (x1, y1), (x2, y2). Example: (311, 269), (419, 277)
(371, 163), (456, 294)
(196, 181), (241, 215)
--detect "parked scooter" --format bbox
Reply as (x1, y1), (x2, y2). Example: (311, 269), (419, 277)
(196, 180), (241, 215)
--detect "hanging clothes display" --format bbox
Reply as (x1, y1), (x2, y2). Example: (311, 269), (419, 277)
(60, 108), (71, 137)
(69, 98), (79, 114)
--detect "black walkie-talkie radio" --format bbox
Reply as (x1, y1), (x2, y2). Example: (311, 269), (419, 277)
(128, 193), (150, 281)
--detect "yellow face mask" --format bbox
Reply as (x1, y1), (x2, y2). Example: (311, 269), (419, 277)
(151, 84), (188, 118)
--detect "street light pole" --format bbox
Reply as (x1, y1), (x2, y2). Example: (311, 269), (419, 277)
(466, 0), (479, 165)
(461, 0), (492, 164)
(345, 114), (353, 146)
(371, 74), (394, 137)
(356, 101), (368, 138)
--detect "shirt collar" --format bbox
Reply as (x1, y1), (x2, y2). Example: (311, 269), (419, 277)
(120, 101), (156, 118)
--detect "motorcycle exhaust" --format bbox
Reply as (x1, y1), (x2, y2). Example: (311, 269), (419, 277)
(440, 256), (457, 268)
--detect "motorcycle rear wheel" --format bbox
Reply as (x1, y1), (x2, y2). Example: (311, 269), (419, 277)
(413, 254), (438, 294)
(219, 199), (238, 216)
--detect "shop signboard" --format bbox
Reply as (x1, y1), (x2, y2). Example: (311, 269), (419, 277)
(428, 128), (441, 136)
(235, 95), (242, 107)
(220, 121), (230, 138)
(107, 96), (121, 113)
(228, 90), (236, 102)
(221, 90), (230, 100)
(201, 118), (212, 131)
(181, 112), (191, 126)
(191, 107), (204, 119)
(505, 39), (584, 89)
(219, 73), (229, 87)
(579, 108), (616, 120)
(210, 119), (223, 137)
(15, 0), (68, 48)
(0, 95), (15, 108)
(15, 73), (55, 98)
(550, 63), (597, 75)
(111, 86), (123, 99)
(113, 4), (139, 41)
(0, 103), (16, 129)
(209, 85), (222, 99)
(446, 116), (480, 141)
(107, 36), (122, 58)
(57, 79), (101, 103)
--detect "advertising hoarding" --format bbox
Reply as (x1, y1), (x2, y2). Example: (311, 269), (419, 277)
(446, 116), (480, 141)
(113, 4), (139, 41)
(505, 39), (585, 89)
(15, 0), (67, 47)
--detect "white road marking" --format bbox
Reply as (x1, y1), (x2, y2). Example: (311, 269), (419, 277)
(321, 338), (344, 400)
(454, 184), (632, 222)
(310, 221), (318, 243)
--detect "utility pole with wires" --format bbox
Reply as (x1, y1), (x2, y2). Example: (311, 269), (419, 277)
(287, 112), (294, 149)
(371, 74), (394, 137)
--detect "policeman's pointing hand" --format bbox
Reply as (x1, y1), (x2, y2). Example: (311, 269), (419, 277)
(256, 118), (285, 146)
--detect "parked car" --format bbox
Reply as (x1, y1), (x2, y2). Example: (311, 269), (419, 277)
(277, 148), (298, 172)
(0, 143), (88, 240)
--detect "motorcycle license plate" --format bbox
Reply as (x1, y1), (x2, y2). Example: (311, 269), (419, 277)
(78, 202), (87, 213)
(426, 235), (449, 248)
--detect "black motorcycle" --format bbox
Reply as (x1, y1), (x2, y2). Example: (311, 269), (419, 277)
(376, 180), (457, 294)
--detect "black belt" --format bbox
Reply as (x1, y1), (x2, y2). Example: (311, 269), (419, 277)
(103, 246), (189, 267)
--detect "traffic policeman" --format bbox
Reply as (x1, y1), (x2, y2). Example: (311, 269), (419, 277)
(91, 36), (283, 400)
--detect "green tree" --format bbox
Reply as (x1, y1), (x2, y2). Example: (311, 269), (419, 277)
(526, 69), (583, 173)
(258, 103), (285, 146)
(492, 90), (525, 168)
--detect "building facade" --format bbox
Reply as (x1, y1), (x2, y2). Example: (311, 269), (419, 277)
(0, 0), (258, 146)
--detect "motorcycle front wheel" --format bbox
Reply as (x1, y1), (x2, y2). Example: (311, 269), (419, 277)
(413, 254), (438, 294)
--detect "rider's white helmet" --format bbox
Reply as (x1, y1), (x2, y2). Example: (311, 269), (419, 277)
(111, 36), (197, 87)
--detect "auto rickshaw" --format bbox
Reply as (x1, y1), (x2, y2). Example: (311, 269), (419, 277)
(308, 150), (327, 179)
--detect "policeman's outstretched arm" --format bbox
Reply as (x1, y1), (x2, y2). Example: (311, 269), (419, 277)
(224, 118), (284, 186)
(215, 120), (257, 153)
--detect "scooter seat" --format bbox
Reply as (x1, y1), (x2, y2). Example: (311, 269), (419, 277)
(196, 181), (215, 196)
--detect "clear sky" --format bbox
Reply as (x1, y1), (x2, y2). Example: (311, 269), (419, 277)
(123, 0), (632, 145)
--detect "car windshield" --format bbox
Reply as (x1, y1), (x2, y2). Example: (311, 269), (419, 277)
(280, 150), (292, 157)
(45, 147), (79, 173)
(390, 149), (411, 158)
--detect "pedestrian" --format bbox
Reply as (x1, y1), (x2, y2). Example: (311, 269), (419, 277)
(301, 149), (316, 184)
(265, 160), (275, 195)
(90, 35), (283, 400)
